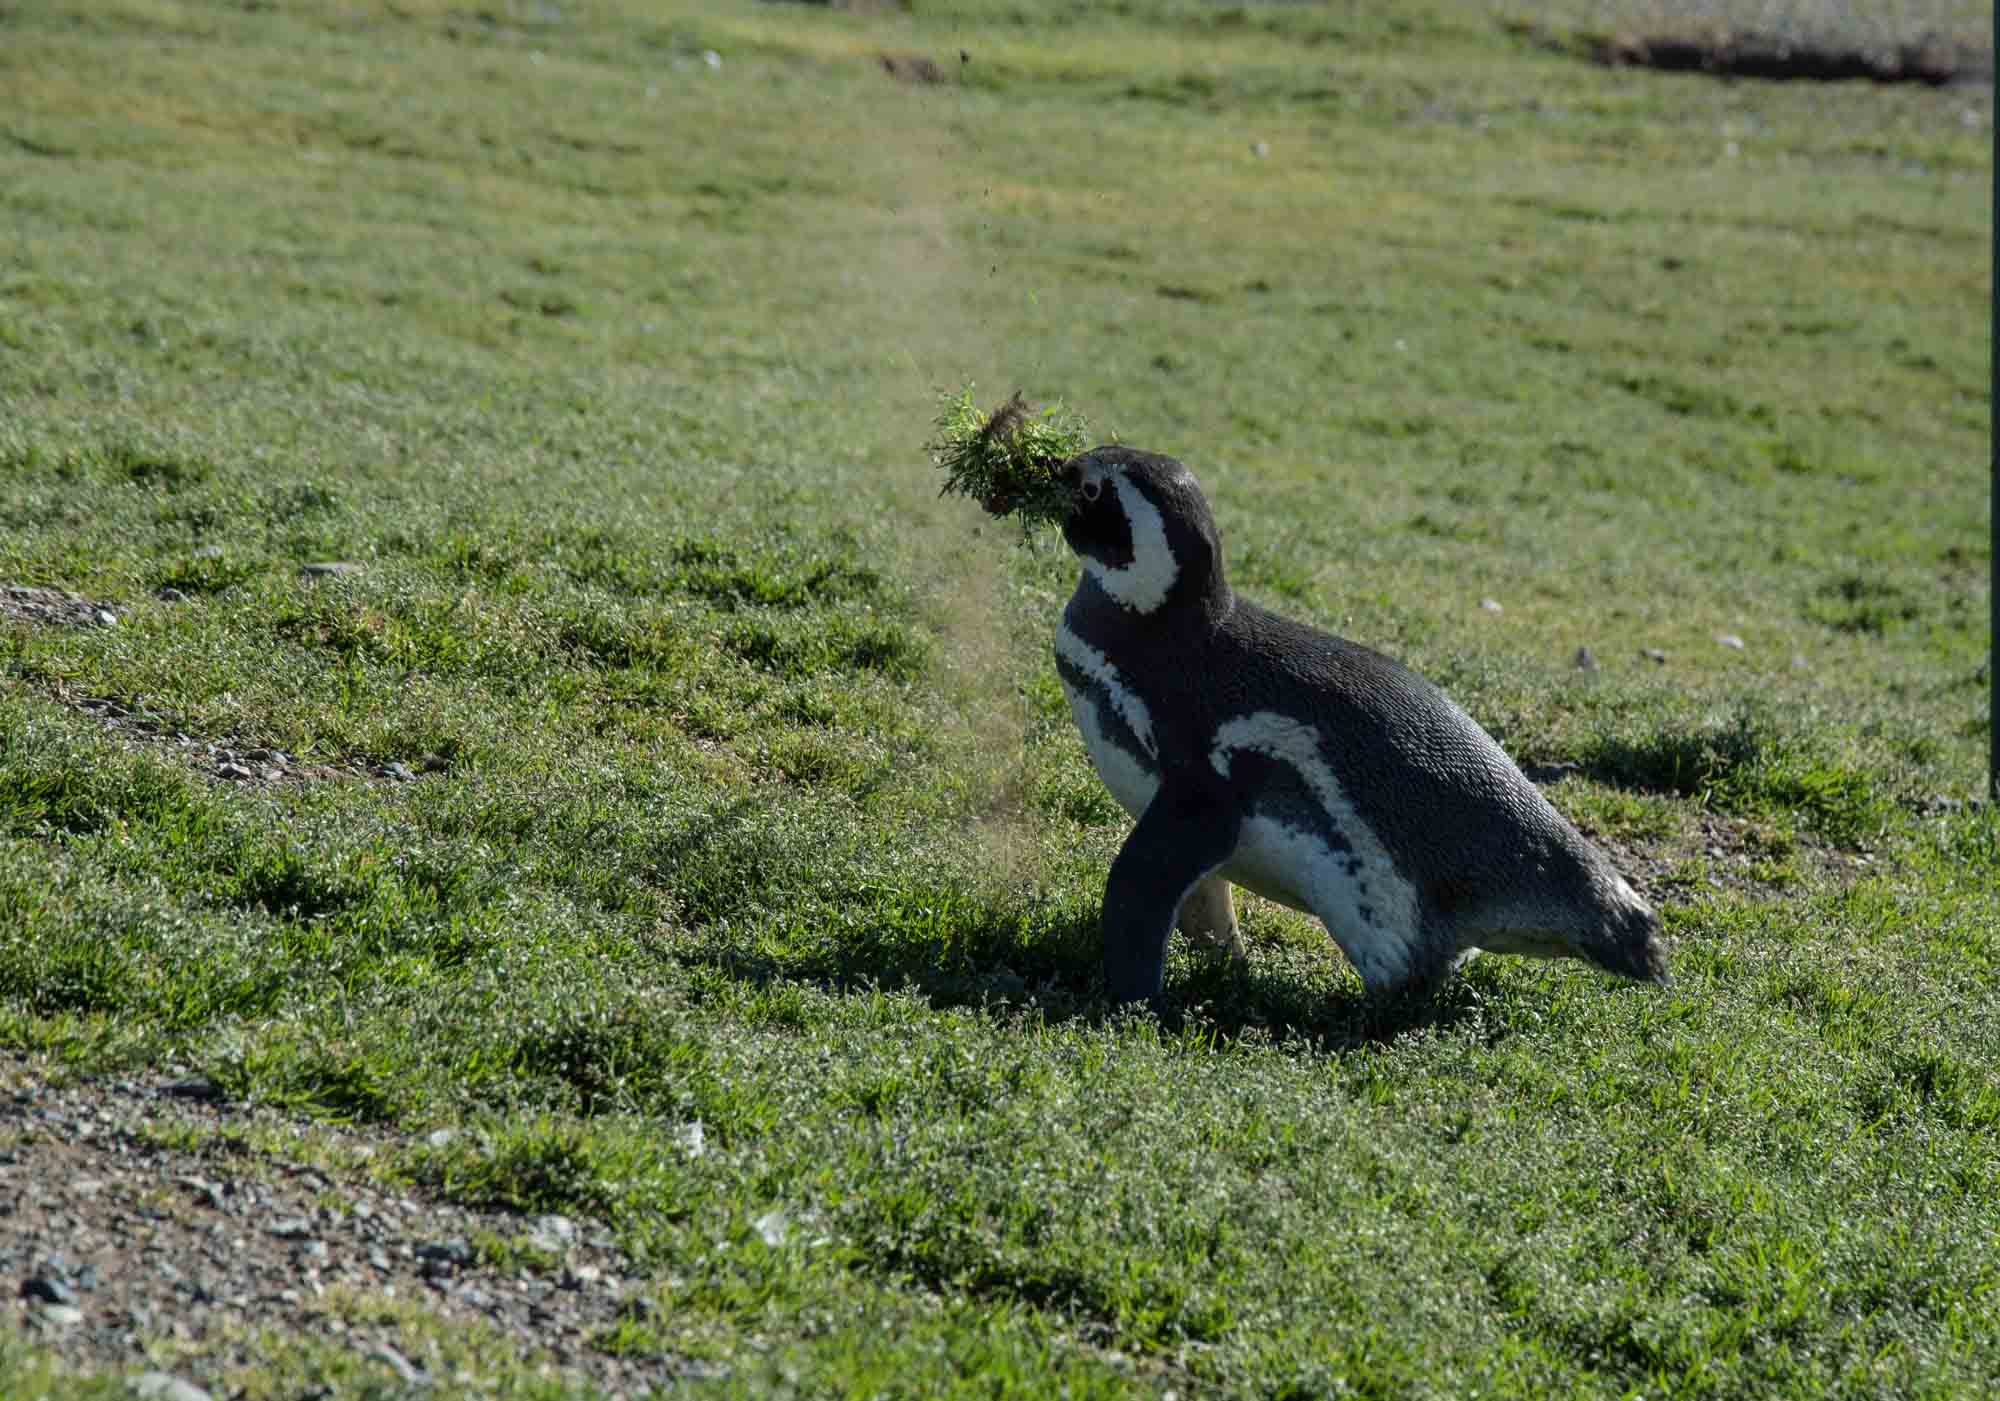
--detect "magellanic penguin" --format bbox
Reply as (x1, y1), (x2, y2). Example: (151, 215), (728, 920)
(1051, 446), (1669, 1004)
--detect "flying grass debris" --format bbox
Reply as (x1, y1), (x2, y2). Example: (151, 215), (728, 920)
(929, 388), (1089, 531)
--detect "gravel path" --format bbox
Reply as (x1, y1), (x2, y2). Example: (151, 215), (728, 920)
(1, 1063), (705, 1397)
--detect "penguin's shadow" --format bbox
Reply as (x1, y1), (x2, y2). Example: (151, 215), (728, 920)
(1152, 949), (1499, 1052)
(643, 900), (1496, 1056)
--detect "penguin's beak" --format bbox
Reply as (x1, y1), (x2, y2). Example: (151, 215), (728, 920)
(1057, 458), (1085, 515)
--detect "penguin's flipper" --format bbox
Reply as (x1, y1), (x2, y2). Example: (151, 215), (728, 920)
(1102, 779), (1243, 1004)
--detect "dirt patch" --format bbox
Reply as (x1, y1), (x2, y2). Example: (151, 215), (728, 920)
(0, 584), (120, 630)
(1592, 29), (1988, 85)
(48, 689), (443, 788)
(0, 1063), (707, 1396)
(879, 52), (948, 84)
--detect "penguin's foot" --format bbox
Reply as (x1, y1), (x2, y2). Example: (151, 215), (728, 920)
(1175, 875), (1245, 963)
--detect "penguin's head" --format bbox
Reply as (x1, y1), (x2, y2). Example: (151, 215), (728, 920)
(1060, 447), (1227, 616)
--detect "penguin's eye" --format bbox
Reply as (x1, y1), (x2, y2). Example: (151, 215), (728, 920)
(1080, 479), (1103, 504)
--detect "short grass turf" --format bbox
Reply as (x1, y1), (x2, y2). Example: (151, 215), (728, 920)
(1, 0), (1995, 1396)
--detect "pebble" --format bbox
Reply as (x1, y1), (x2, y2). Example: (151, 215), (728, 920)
(528, 1214), (577, 1254)
(94, 608), (119, 627)
(22, 1275), (80, 1306)
(266, 1216), (317, 1240)
(33, 1301), (85, 1328)
(417, 1237), (474, 1269)
(1572, 646), (1598, 671)
(675, 1121), (706, 1159)
(1640, 648), (1667, 664)
(753, 1209), (789, 1247)
(1478, 597), (1504, 613)
(1714, 632), (1745, 649)
(366, 1343), (426, 1386)
(216, 762), (254, 781)
(128, 1373), (213, 1401)
(155, 587), (189, 603)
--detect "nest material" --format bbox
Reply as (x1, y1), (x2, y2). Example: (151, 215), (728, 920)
(928, 388), (1090, 531)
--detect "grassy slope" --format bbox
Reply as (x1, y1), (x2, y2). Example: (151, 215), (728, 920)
(1, 0), (1995, 1395)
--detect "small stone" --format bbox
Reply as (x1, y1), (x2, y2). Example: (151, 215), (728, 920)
(1572, 646), (1597, 671)
(75, 1263), (100, 1292)
(128, 1373), (213, 1401)
(426, 1127), (455, 1148)
(216, 762), (254, 781)
(753, 1209), (789, 1247)
(266, 1216), (316, 1240)
(163, 1076), (223, 1102)
(299, 561), (363, 579)
(155, 587), (188, 603)
(33, 1302), (84, 1328)
(1714, 632), (1745, 650)
(367, 1248), (391, 1272)
(561, 1263), (602, 1290)
(1251, 139), (1270, 158)
(675, 1120), (706, 1159)
(22, 1276), (79, 1307)
(295, 1239), (330, 1263)
(384, 761), (416, 782)
(528, 1214), (576, 1253)
(701, 49), (722, 70)
(366, 1344), (425, 1385)
(94, 608), (118, 627)
(417, 1237), (473, 1269)
(1479, 598), (1504, 613)
(1640, 648), (1667, 664)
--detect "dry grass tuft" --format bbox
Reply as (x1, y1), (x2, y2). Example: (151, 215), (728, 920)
(928, 388), (1090, 534)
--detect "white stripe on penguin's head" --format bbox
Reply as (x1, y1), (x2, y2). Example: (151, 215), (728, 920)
(1084, 473), (1178, 614)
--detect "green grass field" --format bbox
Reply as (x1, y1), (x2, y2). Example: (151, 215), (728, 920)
(1, 0), (1995, 1395)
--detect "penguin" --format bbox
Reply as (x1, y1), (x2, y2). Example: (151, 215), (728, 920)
(1050, 446), (1669, 1004)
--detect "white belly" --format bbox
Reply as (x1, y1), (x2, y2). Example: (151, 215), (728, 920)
(1059, 671), (1159, 819)
(1221, 816), (1417, 988)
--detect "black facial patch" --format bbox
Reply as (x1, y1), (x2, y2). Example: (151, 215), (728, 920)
(1061, 481), (1135, 572)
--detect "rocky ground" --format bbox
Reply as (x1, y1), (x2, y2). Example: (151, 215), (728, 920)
(0, 1066), (713, 1398)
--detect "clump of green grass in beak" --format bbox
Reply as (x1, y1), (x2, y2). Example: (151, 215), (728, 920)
(929, 388), (1091, 533)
